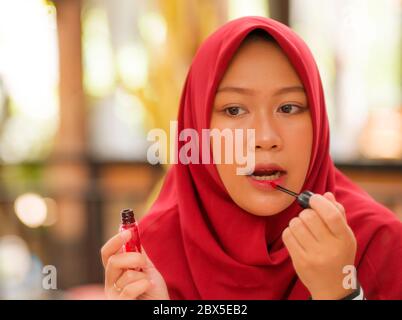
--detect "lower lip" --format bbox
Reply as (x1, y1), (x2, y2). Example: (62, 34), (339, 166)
(246, 173), (287, 191)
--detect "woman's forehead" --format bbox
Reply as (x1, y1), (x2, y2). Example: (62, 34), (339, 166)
(218, 40), (303, 88)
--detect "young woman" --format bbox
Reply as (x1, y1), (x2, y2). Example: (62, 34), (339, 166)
(101, 16), (402, 300)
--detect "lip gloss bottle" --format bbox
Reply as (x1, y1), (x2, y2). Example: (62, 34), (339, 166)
(119, 208), (142, 254)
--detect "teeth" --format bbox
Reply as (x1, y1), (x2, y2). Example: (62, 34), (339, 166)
(251, 171), (282, 180)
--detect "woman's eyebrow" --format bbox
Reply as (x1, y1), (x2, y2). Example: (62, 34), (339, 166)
(216, 85), (305, 96)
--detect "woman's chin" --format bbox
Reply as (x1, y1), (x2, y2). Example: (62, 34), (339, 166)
(247, 204), (289, 216)
(247, 209), (283, 217)
(237, 202), (290, 217)
(236, 196), (292, 217)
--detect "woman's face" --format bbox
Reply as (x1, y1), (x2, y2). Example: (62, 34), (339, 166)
(210, 38), (313, 216)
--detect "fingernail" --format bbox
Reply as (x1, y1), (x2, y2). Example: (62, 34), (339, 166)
(120, 230), (131, 242)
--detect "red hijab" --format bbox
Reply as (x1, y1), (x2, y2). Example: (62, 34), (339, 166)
(139, 16), (402, 300)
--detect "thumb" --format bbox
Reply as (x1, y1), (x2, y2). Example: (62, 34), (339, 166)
(140, 245), (166, 287)
(141, 245), (155, 268)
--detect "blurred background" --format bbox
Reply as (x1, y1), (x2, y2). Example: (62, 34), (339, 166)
(0, 0), (401, 299)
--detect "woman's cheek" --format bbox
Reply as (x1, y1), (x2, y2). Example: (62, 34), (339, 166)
(282, 120), (313, 186)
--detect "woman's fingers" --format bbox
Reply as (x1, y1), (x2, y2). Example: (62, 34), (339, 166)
(101, 235), (170, 300)
(323, 192), (346, 219)
(309, 194), (348, 238)
(119, 279), (152, 300)
(101, 230), (131, 267)
(298, 209), (331, 241)
(115, 270), (147, 290)
(105, 252), (147, 289)
(141, 245), (154, 268)
(288, 217), (318, 252)
(282, 227), (306, 260)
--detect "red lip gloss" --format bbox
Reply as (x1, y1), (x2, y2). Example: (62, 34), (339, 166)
(119, 208), (142, 254)
(269, 181), (314, 209)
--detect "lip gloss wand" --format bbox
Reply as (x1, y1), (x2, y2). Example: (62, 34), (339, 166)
(269, 181), (315, 209)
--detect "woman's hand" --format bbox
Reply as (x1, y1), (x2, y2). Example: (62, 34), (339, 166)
(101, 230), (170, 300)
(282, 192), (357, 300)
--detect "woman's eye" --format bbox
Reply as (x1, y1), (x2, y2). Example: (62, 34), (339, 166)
(278, 104), (303, 114)
(224, 106), (246, 116)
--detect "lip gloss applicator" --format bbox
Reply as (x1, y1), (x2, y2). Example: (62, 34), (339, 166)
(269, 181), (314, 209)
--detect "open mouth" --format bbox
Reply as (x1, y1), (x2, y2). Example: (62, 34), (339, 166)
(249, 169), (286, 181)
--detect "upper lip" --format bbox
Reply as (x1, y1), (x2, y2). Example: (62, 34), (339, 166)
(248, 163), (286, 176)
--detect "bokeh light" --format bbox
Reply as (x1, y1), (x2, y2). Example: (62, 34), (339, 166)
(116, 43), (149, 89)
(42, 197), (58, 227)
(0, 235), (31, 286)
(82, 5), (115, 97)
(0, 0), (58, 163)
(14, 193), (47, 228)
(138, 12), (167, 46)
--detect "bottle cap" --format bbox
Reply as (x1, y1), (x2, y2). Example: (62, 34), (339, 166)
(121, 208), (135, 224)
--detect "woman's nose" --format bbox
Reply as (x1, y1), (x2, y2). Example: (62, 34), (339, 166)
(253, 117), (282, 151)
